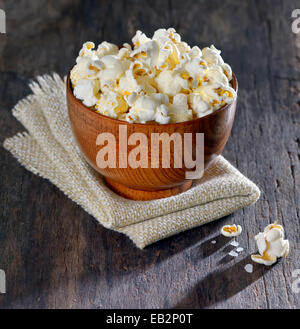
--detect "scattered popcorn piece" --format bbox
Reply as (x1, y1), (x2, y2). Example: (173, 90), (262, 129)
(236, 247), (244, 253)
(229, 250), (238, 257)
(211, 240), (217, 244)
(244, 264), (253, 273)
(251, 221), (290, 266)
(221, 224), (242, 237)
(71, 28), (236, 124)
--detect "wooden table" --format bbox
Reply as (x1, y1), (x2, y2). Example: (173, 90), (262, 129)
(0, 0), (299, 309)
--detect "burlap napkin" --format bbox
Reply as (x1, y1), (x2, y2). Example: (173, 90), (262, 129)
(3, 74), (260, 248)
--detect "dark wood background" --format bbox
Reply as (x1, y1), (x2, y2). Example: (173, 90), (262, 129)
(0, 0), (299, 309)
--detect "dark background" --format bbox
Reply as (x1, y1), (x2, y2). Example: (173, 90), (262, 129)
(0, 0), (299, 309)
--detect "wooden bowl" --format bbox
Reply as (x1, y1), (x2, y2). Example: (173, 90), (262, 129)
(66, 72), (238, 200)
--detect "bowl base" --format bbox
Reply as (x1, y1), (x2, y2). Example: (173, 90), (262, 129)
(104, 178), (193, 201)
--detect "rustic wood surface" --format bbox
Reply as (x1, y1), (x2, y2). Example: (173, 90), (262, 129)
(0, 0), (299, 309)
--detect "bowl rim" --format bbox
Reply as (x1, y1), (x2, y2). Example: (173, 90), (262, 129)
(66, 70), (238, 127)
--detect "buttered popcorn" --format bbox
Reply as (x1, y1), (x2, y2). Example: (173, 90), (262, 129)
(71, 28), (237, 124)
(251, 222), (290, 266)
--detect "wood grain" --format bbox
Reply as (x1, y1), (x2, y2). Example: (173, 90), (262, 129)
(0, 0), (299, 309)
(67, 74), (237, 199)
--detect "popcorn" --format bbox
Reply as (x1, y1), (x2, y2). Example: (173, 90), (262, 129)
(73, 79), (100, 107)
(222, 63), (232, 80)
(169, 94), (193, 123)
(189, 46), (202, 58)
(70, 57), (103, 86)
(205, 66), (229, 86)
(155, 104), (170, 124)
(119, 71), (141, 95)
(118, 66), (154, 96)
(132, 31), (152, 47)
(153, 93), (170, 124)
(152, 28), (190, 70)
(125, 92), (171, 124)
(95, 90), (128, 118)
(219, 86), (236, 104)
(117, 47), (131, 60)
(185, 58), (206, 84)
(251, 221), (290, 266)
(71, 28), (236, 124)
(127, 95), (156, 123)
(138, 75), (158, 94)
(189, 94), (210, 118)
(202, 45), (224, 66)
(96, 41), (119, 58)
(151, 93), (169, 105)
(78, 41), (97, 59)
(98, 55), (127, 82)
(124, 111), (139, 123)
(155, 70), (188, 97)
(125, 92), (139, 107)
(123, 43), (132, 50)
(176, 41), (191, 54)
(130, 41), (159, 70)
(153, 28), (181, 47)
(221, 224), (242, 237)
(193, 84), (221, 106)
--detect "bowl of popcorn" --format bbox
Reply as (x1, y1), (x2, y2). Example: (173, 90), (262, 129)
(67, 28), (238, 200)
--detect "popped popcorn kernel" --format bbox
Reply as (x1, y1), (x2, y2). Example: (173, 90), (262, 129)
(221, 224), (242, 237)
(70, 28), (236, 124)
(251, 221), (290, 266)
